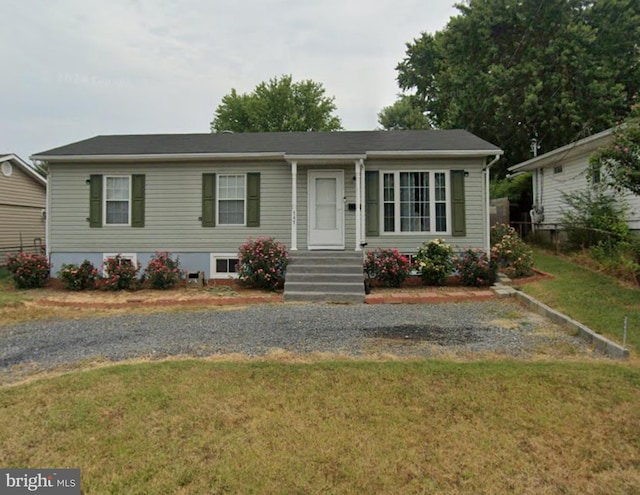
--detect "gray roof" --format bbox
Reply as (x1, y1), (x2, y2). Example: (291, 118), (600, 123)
(32, 130), (501, 160)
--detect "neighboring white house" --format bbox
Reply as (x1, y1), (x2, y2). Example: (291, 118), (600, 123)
(508, 128), (640, 233)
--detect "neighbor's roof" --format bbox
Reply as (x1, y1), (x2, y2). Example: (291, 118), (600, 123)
(31, 130), (502, 162)
(508, 128), (614, 173)
(0, 153), (47, 186)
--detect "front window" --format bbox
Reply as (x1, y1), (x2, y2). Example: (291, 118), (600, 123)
(382, 171), (449, 233)
(105, 176), (130, 225)
(218, 174), (245, 225)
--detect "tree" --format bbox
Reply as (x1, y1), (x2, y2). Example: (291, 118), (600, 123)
(210, 75), (342, 133)
(396, 0), (640, 176)
(378, 95), (431, 130)
(589, 102), (640, 195)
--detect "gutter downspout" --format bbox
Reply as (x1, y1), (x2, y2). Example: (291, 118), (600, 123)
(484, 154), (501, 256)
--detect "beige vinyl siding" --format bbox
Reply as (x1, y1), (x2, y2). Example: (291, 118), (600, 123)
(0, 163), (46, 252)
(0, 206), (45, 250)
(363, 157), (487, 253)
(0, 165), (46, 208)
(49, 161), (291, 252)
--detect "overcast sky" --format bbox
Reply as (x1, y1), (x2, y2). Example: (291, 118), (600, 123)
(1, 0), (459, 162)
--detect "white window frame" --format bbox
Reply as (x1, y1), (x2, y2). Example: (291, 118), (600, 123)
(104, 175), (131, 226)
(380, 170), (451, 235)
(210, 253), (240, 279)
(217, 174), (247, 226)
(102, 253), (138, 276)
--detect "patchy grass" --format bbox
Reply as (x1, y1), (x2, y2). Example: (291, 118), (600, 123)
(520, 249), (640, 352)
(0, 267), (30, 308)
(0, 360), (638, 494)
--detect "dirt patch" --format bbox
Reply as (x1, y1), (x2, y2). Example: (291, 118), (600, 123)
(368, 323), (483, 345)
(28, 284), (281, 309)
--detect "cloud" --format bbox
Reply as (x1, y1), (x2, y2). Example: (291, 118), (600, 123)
(0, 0), (457, 159)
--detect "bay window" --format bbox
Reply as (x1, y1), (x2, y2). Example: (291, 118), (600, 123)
(382, 171), (449, 233)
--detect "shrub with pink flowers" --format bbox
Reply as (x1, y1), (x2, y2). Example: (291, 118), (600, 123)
(99, 254), (141, 291)
(5, 252), (50, 289)
(144, 252), (182, 289)
(58, 260), (99, 290)
(490, 223), (534, 278)
(364, 248), (411, 288)
(453, 249), (497, 287)
(237, 237), (290, 291)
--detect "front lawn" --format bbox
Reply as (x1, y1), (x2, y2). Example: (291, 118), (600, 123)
(1, 360), (639, 494)
(521, 249), (640, 352)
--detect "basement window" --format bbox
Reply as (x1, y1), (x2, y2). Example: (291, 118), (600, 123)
(210, 253), (239, 279)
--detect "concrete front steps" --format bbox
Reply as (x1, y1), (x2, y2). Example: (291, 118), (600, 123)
(284, 251), (365, 303)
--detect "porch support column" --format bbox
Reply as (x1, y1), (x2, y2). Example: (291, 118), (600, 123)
(291, 161), (298, 251)
(354, 159), (362, 251)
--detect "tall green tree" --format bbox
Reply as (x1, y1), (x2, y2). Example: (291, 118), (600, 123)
(396, 0), (640, 175)
(378, 95), (431, 130)
(210, 75), (342, 133)
(590, 102), (640, 195)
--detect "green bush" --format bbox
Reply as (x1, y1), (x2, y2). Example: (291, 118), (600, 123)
(454, 249), (497, 287)
(5, 252), (50, 289)
(561, 189), (629, 250)
(99, 255), (141, 291)
(144, 252), (182, 290)
(364, 248), (412, 288)
(237, 237), (290, 291)
(58, 260), (99, 290)
(414, 239), (453, 285)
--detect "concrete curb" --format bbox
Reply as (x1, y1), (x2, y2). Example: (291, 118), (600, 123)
(511, 290), (630, 360)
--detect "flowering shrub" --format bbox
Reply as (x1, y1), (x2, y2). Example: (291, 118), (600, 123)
(414, 238), (453, 285)
(453, 249), (497, 287)
(364, 248), (411, 288)
(5, 252), (50, 289)
(58, 260), (99, 290)
(99, 255), (141, 291)
(144, 252), (182, 289)
(237, 237), (289, 291)
(490, 223), (534, 278)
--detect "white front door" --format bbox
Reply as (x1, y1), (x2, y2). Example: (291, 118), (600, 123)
(308, 170), (344, 249)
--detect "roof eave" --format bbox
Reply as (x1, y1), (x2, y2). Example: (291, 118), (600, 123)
(30, 152), (286, 163)
(1, 154), (47, 185)
(366, 149), (503, 158)
(508, 128), (614, 173)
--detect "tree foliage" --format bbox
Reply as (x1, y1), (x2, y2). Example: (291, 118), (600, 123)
(210, 75), (342, 133)
(589, 102), (640, 195)
(378, 95), (431, 130)
(396, 0), (640, 175)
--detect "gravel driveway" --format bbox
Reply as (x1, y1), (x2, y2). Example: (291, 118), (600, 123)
(0, 300), (593, 383)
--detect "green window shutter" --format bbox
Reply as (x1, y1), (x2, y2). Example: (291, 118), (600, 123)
(89, 174), (103, 228)
(246, 173), (260, 227)
(202, 173), (216, 227)
(131, 174), (145, 228)
(365, 171), (379, 237)
(451, 170), (466, 237)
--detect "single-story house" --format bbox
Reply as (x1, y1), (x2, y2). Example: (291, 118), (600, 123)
(508, 129), (640, 233)
(0, 153), (47, 262)
(31, 130), (502, 284)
